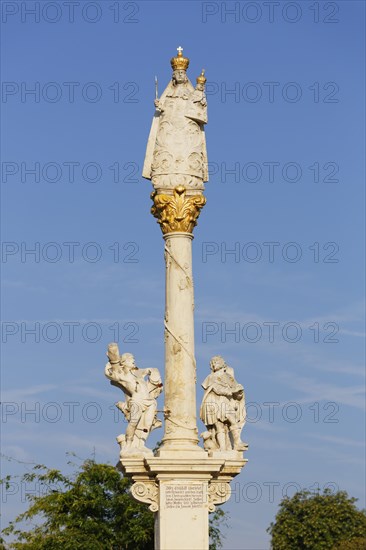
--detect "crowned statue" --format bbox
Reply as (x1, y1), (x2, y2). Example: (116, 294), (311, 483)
(142, 47), (209, 192)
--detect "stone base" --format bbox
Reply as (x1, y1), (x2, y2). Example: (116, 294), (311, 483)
(119, 450), (247, 550)
(154, 446), (207, 460)
(208, 449), (245, 460)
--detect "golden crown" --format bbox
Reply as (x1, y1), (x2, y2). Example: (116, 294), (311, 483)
(171, 46), (189, 71)
(196, 69), (206, 85)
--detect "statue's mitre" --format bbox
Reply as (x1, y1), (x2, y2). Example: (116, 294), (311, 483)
(171, 46), (189, 71)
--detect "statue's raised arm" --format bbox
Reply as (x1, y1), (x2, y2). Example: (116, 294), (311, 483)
(104, 343), (163, 458)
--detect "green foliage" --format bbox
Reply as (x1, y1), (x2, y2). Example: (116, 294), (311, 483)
(2, 457), (227, 549)
(331, 538), (366, 550)
(2, 459), (154, 550)
(268, 488), (366, 550)
(209, 507), (228, 550)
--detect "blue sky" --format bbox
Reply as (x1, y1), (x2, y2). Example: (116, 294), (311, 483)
(1, 1), (365, 548)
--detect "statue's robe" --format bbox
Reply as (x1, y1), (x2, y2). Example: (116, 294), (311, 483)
(142, 79), (208, 189)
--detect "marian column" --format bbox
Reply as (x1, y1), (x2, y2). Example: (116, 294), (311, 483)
(105, 48), (247, 550)
(144, 47), (208, 453)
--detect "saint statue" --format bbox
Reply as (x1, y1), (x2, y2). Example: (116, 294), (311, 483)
(142, 47), (209, 192)
(200, 355), (247, 453)
(105, 343), (163, 456)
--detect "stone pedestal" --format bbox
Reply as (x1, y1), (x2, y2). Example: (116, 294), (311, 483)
(120, 454), (247, 550)
(156, 479), (209, 550)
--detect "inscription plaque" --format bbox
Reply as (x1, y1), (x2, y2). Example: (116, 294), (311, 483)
(165, 484), (205, 509)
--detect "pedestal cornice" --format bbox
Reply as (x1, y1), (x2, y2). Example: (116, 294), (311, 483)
(119, 453), (247, 513)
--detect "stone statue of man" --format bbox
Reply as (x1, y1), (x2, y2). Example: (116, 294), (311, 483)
(200, 355), (247, 452)
(105, 343), (163, 456)
(142, 47), (209, 192)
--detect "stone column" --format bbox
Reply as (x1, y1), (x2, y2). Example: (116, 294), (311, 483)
(151, 186), (206, 454)
(118, 184), (247, 550)
(163, 232), (198, 449)
(109, 48), (248, 550)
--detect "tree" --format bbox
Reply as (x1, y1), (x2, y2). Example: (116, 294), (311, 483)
(1, 457), (227, 549)
(332, 539), (366, 550)
(267, 488), (366, 550)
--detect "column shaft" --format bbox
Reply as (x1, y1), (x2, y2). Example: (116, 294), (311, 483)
(162, 232), (199, 449)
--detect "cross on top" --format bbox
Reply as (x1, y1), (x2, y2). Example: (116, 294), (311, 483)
(177, 46), (183, 55)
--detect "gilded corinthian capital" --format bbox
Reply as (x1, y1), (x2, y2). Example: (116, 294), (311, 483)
(151, 186), (206, 234)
